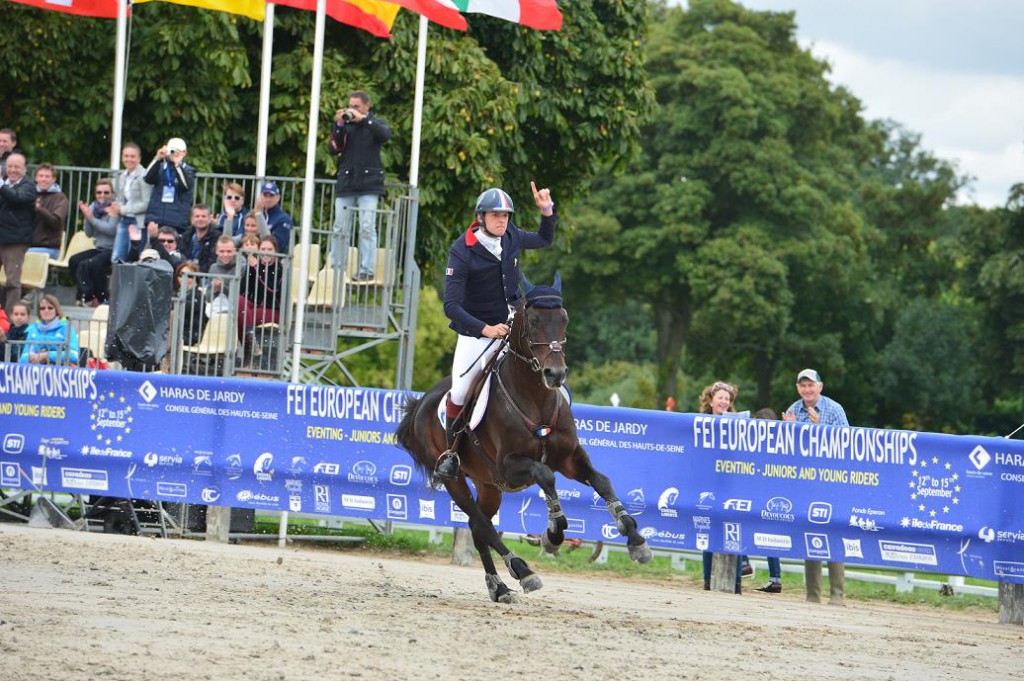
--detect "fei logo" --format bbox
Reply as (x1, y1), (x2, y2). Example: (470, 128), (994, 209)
(723, 498), (752, 512)
(808, 501), (833, 524)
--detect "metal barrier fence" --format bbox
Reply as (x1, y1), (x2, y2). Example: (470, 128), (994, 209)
(41, 165), (420, 388)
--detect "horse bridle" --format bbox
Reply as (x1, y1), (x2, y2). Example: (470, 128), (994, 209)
(505, 296), (567, 373)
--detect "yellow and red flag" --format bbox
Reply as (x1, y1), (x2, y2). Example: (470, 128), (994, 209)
(133, 0), (266, 20)
(276, 0), (399, 38)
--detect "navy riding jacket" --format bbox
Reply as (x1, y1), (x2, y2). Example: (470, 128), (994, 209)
(443, 211), (556, 337)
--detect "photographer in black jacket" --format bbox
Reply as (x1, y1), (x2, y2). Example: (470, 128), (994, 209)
(327, 90), (391, 281)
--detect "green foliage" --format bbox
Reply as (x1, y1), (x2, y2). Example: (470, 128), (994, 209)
(569, 360), (659, 409)
(0, 1), (652, 273)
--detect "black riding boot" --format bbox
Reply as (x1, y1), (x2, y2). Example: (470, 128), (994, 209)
(434, 416), (461, 482)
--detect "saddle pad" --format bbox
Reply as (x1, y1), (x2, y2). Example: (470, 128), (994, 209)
(436, 380), (572, 432)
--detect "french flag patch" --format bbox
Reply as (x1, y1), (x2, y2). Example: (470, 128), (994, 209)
(536, 426), (552, 438)
(445, 267), (454, 276)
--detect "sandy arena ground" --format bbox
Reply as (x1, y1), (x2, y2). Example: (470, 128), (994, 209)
(1, 523), (1020, 681)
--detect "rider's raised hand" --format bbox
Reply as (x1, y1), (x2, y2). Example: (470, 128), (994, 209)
(531, 181), (554, 215)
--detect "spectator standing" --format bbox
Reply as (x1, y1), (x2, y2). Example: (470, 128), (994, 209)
(144, 137), (196, 237)
(697, 381), (745, 594)
(784, 368), (849, 605)
(216, 182), (248, 237)
(328, 90), (390, 278)
(110, 142), (152, 263)
(182, 205), (220, 273)
(29, 164), (69, 260)
(0, 300), (31, 362)
(70, 179), (118, 307)
(0, 153), (36, 312)
(20, 293), (80, 365)
(206, 236), (237, 313)
(0, 128), (20, 181)
(254, 182), (293, 254)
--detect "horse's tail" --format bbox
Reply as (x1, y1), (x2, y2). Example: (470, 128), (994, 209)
(394, 393), (437, 484)
(394, 393), (421, 454)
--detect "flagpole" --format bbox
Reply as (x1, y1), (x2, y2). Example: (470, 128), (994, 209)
(255, 2), (276, 180)
(110, 0), (128, 169)
(409, 15), (428, 187)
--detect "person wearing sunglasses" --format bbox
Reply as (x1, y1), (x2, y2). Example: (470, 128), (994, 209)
(216, 182), (248, 237)
(697, 380), (747, 594)
(20, 293), (80, 366)
(70, 179), (118, 307)
(0, 152), (36, 313)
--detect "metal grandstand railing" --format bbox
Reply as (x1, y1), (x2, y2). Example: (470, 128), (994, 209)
(44, 165), (420, 389)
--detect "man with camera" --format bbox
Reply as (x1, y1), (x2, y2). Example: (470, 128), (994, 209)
(328, 90), (391, 280)
(144, 137), (196, 239)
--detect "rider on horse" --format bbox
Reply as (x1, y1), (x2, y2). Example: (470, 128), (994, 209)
(435, 182), (556, 481)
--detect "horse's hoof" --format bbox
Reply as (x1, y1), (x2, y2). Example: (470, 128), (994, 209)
(497, 591), (519, 604)
(628, 540), (653, 564)
(540, 530), (562, 555)
(520, 574), (544, 593)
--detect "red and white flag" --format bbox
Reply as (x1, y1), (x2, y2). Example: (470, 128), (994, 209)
(385, 0), (562, 31)
(9, 0), (121, 19)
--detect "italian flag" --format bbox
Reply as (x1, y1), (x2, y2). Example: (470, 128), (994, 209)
(388, 0), (562, 31)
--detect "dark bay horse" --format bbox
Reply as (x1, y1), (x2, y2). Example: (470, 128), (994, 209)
(395, 276), (652, 603)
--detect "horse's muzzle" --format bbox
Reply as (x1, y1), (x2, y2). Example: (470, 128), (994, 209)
(542, 366), (566, 389)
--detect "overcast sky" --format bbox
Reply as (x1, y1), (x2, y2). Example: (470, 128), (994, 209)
(677, 1), (1024, 207)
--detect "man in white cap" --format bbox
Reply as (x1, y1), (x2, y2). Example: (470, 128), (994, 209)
(783, 368), (848, 426)
(143, 137), (196, 239)
(783, 367), (848, 605)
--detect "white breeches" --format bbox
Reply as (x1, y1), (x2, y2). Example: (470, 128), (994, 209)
(450, 334), (504, 406)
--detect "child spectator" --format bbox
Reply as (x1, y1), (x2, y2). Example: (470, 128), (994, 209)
(20, 293), (80, 365)
(238, 235), (282, 364)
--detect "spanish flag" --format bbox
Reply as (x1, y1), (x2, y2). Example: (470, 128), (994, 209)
(276, 0), (399, 38)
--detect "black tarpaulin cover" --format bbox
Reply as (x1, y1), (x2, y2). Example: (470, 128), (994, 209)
(105, 260), (173, 368)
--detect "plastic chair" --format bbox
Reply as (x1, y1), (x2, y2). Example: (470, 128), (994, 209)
(0, 252), (49, 293)
(306, 263), (346, 309)
(348, 247), (394, 287)
(181, 314), (233, 375)
(50, 231), (94, 271)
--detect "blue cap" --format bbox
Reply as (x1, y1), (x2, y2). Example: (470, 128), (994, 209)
(261, 181), (280, 196)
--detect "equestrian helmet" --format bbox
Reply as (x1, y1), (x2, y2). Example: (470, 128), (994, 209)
(474, 188), (515, 214)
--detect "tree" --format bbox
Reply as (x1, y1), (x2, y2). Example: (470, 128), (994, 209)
(0, 1), (653, 272)
(552, 0), (877, 407)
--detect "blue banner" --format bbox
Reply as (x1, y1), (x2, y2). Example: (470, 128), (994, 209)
(1, 364), (1022, 583)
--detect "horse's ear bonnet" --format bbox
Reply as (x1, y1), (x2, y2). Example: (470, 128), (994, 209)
(522, 272), (563, 309)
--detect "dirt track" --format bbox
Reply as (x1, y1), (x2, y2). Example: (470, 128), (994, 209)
(0, 523), (1019, 681)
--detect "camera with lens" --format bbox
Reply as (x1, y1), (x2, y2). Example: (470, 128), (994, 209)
(341, 111), (354, 122)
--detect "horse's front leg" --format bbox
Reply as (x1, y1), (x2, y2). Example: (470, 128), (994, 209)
(446, 477), (542, 601)
(566, 445), (652, 564)
(511, 457), (568, 555)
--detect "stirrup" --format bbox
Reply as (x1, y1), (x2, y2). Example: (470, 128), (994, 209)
(434, 450), (461, 481)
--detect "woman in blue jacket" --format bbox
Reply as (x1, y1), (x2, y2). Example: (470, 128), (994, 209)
(20, 293), (80, 365)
